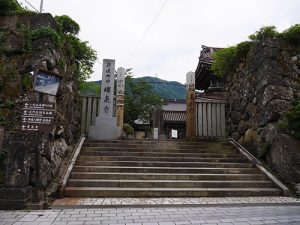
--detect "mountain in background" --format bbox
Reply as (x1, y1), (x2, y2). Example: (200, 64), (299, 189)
(80, 76), (186, 99)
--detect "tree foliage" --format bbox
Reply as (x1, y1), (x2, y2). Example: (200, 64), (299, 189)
(54, 16), (97, 84)
(0, 0), (22, 15)
(212, 41), (253, 77)
(55, 15), (80, 35)
(211, 24), (300, 77)
(248, 26), (279, 42)
(281, 24), (300, 45)
(212, 46), (237, 77)
(124, 75), (162, 123)
(65, 34), (97, 83)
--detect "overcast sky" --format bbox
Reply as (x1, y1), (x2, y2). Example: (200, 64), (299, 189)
(18, 0), (300, 84)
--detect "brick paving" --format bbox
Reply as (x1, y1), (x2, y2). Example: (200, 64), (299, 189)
(1, 204), (300, 225)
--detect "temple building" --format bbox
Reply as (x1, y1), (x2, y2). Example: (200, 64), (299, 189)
(152, 99), (186, 139)
(194, 45), (226, 100)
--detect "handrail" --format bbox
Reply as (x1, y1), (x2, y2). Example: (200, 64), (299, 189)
(229, 138), (290, 196)
(57, 135), (85, 198)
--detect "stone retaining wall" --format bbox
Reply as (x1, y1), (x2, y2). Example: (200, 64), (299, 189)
(225, 38), (300, 193)
(0, 14), (80, 209)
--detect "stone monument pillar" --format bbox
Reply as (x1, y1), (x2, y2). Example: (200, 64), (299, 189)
(89, 59), (121, 140)
(116, 67), (125, 130)
(186, 71), (196, 140)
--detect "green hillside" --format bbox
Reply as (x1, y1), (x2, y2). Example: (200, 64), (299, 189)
(80, 76), (186, 99)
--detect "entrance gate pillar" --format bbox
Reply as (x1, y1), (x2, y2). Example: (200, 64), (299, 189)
(186, 71), (196, 140)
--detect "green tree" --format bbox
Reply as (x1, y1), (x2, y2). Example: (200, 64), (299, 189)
(0, 0), (22, 15)
(55, 15), (80, 35)
(249, 25), (278, 42)
(54, 16), (97, 84)
(124, 74), (162, 123)
(212, 46), (237, 77)
(281, 24), (300, 45)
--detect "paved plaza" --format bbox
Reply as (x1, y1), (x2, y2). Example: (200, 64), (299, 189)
(1, 197), (300, 225)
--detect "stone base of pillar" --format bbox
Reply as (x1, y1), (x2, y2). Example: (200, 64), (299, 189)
(89, 117), (121, 140)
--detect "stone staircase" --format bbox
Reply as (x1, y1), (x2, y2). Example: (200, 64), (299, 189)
(63, 140), (282, 197)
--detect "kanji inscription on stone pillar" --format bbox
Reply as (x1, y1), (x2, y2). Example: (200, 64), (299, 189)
(100, 59), (115, 118)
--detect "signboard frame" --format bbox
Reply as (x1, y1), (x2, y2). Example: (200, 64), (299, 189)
(33, 69), (62, 96)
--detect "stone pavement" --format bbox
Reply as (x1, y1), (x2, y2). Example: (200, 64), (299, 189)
(1, 205), (300, 225)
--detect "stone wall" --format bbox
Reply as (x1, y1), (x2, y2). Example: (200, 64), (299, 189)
(226, 38), (300, 193)
(0, 14), (81, 208)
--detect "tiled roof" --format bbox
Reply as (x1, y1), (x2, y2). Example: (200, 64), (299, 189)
(163, 111), (186, 122)
(199, 45), (223, 64)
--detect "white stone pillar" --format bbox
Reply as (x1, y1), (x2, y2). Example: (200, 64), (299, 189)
(89, 59), (122, 140)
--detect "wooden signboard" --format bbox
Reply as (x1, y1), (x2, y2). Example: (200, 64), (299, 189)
(21, 101), (55, 132)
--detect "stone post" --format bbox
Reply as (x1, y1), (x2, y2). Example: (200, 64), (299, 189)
(116, 67), (126, 130)
(186, 71), (196, 140)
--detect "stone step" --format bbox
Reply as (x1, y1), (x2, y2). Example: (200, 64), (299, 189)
(75, 160), (254, 168)
(67, 179), (275, 188)
(77, 156), (249, 163)
(81, 146), (236, 153)
(72, 166), (260, 174)
(70, 172), (267, 181)
(84, 140), (232, 146)
(63, 140), (282, 198)
(64, 187), (281, 197)
(80, 151), (242, 158)
(83, 142), (232, 148)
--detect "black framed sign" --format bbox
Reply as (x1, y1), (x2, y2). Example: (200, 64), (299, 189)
(33, 70), (62, 96)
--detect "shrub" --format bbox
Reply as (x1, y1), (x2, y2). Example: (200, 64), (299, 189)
(236, 41), (252, 60)
(18, 25), (61, 51)
(281, 24), (300, 45)
(31, 27), (61, 45)
(123, 123), (134, 137)
(249, 26), (279, 42)
(211, 46), (237, 77)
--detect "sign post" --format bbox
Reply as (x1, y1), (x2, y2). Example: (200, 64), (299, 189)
(21, 98), (55, 203)
(186, 72), (196, 140)
(116, 67), (126, 129)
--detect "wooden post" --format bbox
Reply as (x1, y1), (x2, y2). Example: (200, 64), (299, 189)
(186, 72), (196, 140)
(116, 67), (126, 130)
